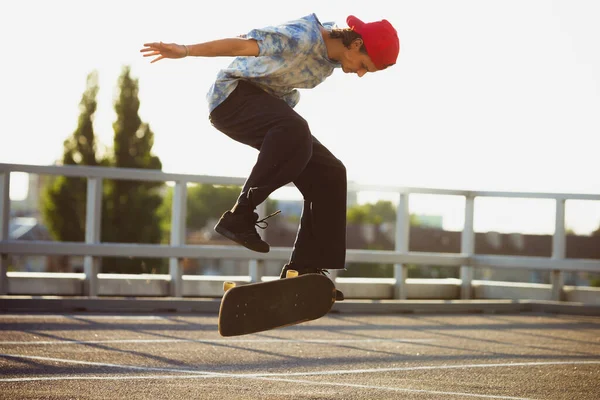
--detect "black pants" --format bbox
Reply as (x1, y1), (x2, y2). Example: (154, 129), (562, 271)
(209, 81), (347, 270)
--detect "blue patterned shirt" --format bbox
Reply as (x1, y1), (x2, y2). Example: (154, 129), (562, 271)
(207, 14), (340, 113)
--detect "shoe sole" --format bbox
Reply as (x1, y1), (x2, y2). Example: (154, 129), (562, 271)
(214, 225), (269, 253)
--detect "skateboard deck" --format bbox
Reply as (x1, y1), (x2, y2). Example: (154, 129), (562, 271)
(218, 273), (336, 337)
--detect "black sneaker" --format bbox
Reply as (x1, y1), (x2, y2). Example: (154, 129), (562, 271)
(214, 210), (280, 253)
(279, 263), (345, 301)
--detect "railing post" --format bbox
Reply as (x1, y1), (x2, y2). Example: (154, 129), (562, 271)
(169, 181), (187, 297)
(460, 195), (475, 299)
(0, 172), (10, 295)
(551, 198), (566, 301)
(248, 260), (259, 282)
(393, 192), (409, 299)
(84, 177), (102, 297)
(249, 202), (267, 283)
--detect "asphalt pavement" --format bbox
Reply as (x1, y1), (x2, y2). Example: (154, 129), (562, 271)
(1, 312), (599, 399)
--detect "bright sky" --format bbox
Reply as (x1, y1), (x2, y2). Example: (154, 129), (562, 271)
(1, 0), (599, 235)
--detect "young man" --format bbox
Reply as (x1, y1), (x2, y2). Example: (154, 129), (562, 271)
(141, 14), (399, 295)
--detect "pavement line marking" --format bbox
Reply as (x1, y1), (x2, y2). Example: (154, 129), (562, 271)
(0, 315), (164, 320)
(250, 360), (600, 377)
(1, 353), (599, 380)
(0, 374), (536, 400)
(253, 376), (537, 400)
(4, 355), (600, 400)
(0, 354), (219, 376)
(0, 375), (211, 382)
(0, 338), (436, 345)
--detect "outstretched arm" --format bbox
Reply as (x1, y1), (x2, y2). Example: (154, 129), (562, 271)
(140, 38), (259, 63)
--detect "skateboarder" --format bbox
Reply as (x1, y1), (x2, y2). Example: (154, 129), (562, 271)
(141, 14), (399, 289)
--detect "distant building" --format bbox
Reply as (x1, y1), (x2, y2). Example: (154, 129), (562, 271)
(8, 217), (53, 272)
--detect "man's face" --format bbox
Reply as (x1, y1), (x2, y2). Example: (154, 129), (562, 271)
(340, 39), (378, 77)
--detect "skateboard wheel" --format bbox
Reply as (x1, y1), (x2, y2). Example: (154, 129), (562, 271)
(223, 281), (236, 292)
(286, 269), (299, 278)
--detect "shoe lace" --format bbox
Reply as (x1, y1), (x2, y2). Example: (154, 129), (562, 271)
(255, 210), (281, 229)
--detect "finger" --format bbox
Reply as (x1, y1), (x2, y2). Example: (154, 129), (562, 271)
(141, 48), (161, 55)
(142, 51), (161, 58)
(141, 44), (163, 53)
(151, 55), (165, 63)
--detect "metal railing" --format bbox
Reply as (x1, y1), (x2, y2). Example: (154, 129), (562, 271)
(1, 162), (599, 300)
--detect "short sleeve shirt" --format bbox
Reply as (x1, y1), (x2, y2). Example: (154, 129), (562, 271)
(206, 14), (340, 113)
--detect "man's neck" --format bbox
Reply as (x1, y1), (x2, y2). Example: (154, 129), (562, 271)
(320, 26), (344, 62)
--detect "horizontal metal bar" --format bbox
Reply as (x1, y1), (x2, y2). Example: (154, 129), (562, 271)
(0, 240), (289, 261)
(469, 190), (600, 201)
(346, 183), (472, 197)
(2, 240), (599, 272)
(0, 240), (464, 265)
(3, 163), (598, 200)
(471, 255), (600, 273)
(345, 249), (469, 266)
(0, 163), (247, 186)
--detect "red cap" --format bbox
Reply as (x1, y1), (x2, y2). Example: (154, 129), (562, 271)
(346, 15), (399, 70)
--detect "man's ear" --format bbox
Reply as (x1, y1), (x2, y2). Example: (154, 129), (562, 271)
(351, 38), (364, 50)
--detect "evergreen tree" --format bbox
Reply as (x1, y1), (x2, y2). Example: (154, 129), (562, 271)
(42, 71), (102, 244)
(101, 66), (164, 273)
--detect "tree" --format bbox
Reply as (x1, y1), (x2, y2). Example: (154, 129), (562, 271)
(42, 71), (103, 271)
(101, 66), (164, 274)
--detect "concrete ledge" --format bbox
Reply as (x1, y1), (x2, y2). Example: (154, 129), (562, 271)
(98, 275), (253, 297)
(473, 280), (553, 301)
(183, 276), (251, 297)
(530, 300), (600, 316)
(5, 273), (253, 298)
(564, 285), (600, 305)
(5, 274), (600, 305)
(1, 296), (598, 316)
(406, 278), (462, 299)
(332, 299), (533, 314)
(7, 272), (84, 296)
(0, 296), (221, 313)
(335, 278), (462, 300)
(98, 274), (169, 297)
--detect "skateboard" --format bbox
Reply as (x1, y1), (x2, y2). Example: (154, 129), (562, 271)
(218, 271), (337, 337)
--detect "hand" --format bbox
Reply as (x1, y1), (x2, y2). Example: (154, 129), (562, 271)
(140, 42), (187, 63)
